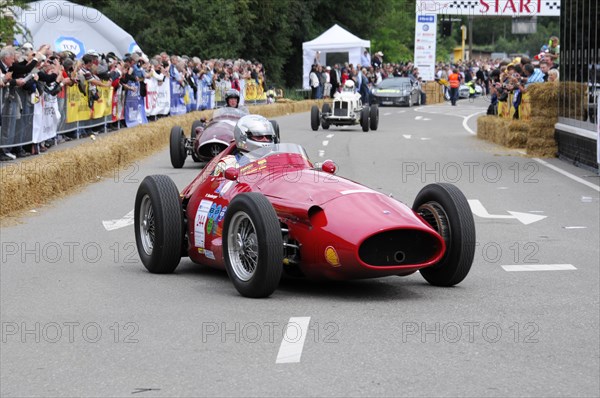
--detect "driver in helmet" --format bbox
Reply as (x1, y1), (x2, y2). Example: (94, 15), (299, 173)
(224, 88), (240, 108)
(334, 79), (358, 99)
(214, 114), (277, 174)
(342, 79), (355, 92)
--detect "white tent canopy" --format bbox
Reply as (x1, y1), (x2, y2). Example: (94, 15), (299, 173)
(12, 0), (141, 58)
(302, 24), (370, 89)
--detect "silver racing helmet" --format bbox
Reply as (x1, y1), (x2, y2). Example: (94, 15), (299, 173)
(233, 114), (277, 152)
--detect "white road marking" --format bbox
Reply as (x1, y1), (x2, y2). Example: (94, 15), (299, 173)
(326, 134), (334, 138)
(497, 187), (509, 190)
(563, 226), (588, 229)
(581, 196), (594, 202)
(103, 210), (134, 231)
(468, 199), (547, 225)
(502, 264), (577, 272)
(322, 140), (329, 146)
(276, 317), (311, 364)
(529, 211), (545, 213)
(423, 118), (431, 121)
(420, 137), (431, 141)
(462, 111), (485, 135)
(415, 116), (423, 120)
(403, 134), (412, 139)
(533, 158), (600, 192)
(384, 112), (392, 116)
(397, 110), (405, 114)
(318, 150), (325, 157)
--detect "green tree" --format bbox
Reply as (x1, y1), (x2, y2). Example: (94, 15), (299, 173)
(0, 0), (29, 46)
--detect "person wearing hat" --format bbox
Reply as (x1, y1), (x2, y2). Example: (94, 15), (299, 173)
(372, 51), (383, 69)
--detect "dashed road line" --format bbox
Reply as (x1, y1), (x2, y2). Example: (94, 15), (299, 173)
(276, 317), (311, 364)
(502, 264), (577, 272)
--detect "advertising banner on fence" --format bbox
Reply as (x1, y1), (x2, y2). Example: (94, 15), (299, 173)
(170, 78), (187, 116)
(414, 14), (437, 82)
(124, 82), (148, 127)
(145, 77), (171, 116)
(32, 93), (60, 144)
(92, 84), (113, 119)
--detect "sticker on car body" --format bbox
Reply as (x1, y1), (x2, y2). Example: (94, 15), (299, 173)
(194, 199), (213, 248)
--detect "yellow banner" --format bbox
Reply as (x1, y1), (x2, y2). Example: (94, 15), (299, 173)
(66, 83), (92, 123)
(93, 84), (114, 119)
(244, 79), (267, 101)
(66, 81), (113, 123)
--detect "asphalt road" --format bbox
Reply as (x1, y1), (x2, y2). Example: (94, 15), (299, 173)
(1, 98), (599, 397)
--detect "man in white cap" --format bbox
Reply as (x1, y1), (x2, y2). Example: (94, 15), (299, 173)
(372, 51), (383, 69)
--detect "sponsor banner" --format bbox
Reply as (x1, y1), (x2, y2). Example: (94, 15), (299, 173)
(414, 14), (437, 81)
(32, 92), (60, 143)
(66, 83), (93, 123)
(124, 82), (148, 127)
(145, 77), (171, 116)
(170, 77), (187, 116)
(185, 84), (197, 113)
(92, 83), (113, 119)
(416, 0), (560, 17)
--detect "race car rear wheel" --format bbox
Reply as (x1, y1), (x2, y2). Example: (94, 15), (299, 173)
(369, 104), (379, 131)
(361, 106), (370, 132)
(134, 175), (183, 274)
(412, 183), (475, 287)
(190, 120), (204, 162)
(270, 120), (281, 143)
(223, 193), (284, 298)
(170, 126), (186, 168)
(311, 105), (320, 131)
(321, 103), (331, 129)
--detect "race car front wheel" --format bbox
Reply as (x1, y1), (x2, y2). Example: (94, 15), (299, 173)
(170, 126), (187, 168)
(361, 106), (370, 132)
(311, 105), (320, 131)
(412, 183), (476, 287)
(134, 175), (183, 274)
(369, 104), (379, 131)
(321, 103), (331, 129)
(223, 193), (284, 298)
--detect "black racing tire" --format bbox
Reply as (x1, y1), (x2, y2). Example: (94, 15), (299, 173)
(223, 193), (284, 298)
(361, 106), (370, 132)
(134, 175), (183, 274)
(412, 183), (476, 287)
(369, 104), (379, 131)
(170, 126), (186, 168)
(270, 120), (281, 143)
(190, 120), (203, 162)
(311, 105), (320, 131)
(321, 103), (331, 129)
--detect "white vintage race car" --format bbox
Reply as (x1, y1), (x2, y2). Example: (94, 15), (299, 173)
(311, 89), (379, 132)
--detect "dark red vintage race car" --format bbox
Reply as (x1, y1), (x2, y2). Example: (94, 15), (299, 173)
(136, 142), (476, 298)
(169, 107), (281, 168)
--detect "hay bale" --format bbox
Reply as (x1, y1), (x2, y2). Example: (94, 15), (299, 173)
(527, 118), (556, 139)
(530, 106), (560, 119)
(528, 82), (559, 108)
(477, 115), (509, 145)
(508, 120), (529, 132)
(526, 137), (557, 158)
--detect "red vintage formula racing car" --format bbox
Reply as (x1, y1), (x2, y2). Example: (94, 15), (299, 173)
(169, 107), (281, 168)
(136, 143), (475, 298)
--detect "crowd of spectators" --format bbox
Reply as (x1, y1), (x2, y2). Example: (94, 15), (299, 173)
(0, 42), (267, 161)
(309, 38), (560, 119)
